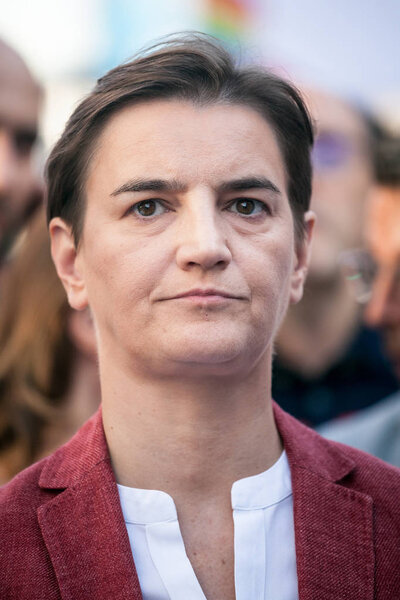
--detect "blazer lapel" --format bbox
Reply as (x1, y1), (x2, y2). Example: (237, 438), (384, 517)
(274, 403), (375, 600)
(37, 411), (143, 600)
(291, 465), (374, 600)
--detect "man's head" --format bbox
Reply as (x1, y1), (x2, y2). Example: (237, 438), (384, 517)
(305, 88), (378, 282)
(46, 34), (313, 247)
(0, 39), (42, 257)
(363, 138), (400, 379)
(48, 35), (315, 379)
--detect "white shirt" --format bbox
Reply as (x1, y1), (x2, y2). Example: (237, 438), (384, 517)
(117, 451), (298, 600)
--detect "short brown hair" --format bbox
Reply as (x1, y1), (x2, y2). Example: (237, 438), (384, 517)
(46, 33), (314, 244)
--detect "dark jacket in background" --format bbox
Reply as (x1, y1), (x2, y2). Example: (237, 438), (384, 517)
(273, 326), (398, 426)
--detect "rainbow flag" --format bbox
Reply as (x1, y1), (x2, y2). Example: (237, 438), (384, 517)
(203, 0), (260, 47)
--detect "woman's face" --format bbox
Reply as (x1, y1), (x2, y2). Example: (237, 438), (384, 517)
(53, 100), (313, 380)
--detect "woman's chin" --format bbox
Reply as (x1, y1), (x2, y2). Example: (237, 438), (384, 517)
(157, 336), (263, 379)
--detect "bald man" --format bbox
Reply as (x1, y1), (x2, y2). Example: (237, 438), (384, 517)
(0, 39), (42, 262)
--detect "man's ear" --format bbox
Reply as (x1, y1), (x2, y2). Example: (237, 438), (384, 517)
(49, 217), (88, 311)
(290, 210), (316, 305)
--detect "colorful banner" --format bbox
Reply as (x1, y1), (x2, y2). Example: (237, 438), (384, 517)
(203, 0), (261, 47)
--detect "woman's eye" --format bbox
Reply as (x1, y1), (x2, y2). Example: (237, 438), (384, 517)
(228, 198), (267, 217)
(131, 199), (166, 217)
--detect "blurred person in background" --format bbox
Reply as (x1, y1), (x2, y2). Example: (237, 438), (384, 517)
(273, 89), (397, 426)
(319, 136), (400, 466)
(0, 38), (43, 269)
(0, 210), (99, 484)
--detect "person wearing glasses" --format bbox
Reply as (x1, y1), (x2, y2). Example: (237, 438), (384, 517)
(319, 137), (400, 466)
(273, 88), (397, 426)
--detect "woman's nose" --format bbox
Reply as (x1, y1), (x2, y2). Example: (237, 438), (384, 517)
(175, 197), (232, 272)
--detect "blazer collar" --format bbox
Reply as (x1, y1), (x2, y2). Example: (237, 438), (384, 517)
(273, 401), (356, 482)
(38, 405), (374, 600)
(38, 408), (143, 600)
(39, 403), (357, 490)
(273, 403), (375, 600)
(39, 408), (108, 490)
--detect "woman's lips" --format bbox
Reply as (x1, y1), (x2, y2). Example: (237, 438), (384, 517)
(174, 294), (235, 305)
(161, 288), (246, 305)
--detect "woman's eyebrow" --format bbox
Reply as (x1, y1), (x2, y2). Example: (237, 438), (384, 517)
(217, 177), (281, 195)
(111, 176), (281, 197)
(111, 178), (187, 196)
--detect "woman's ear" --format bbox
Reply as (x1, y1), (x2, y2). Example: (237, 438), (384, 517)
(49, 217), (88, 311)
(290, 211), (316, 305)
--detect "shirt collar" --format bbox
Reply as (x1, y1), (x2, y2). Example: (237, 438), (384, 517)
(231, 451), (292, 510)
(118, 450), (292, 524)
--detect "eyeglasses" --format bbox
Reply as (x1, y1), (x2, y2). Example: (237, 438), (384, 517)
(338, 249), (376, 303)
(338, 248), (400, 304)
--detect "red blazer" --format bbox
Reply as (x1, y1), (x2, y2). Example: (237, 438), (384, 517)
(1, 403), (400, 599)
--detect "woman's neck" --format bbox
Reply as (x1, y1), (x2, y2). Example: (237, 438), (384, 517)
(101, 354), (282, 503)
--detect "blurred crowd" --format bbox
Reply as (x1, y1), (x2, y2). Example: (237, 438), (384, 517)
(0, 40), (100, 483)
(272, 89), (398, 423)
(0, 36), (399, 484)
